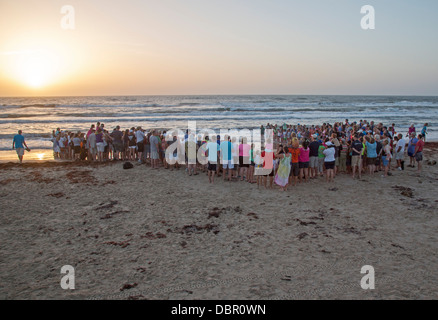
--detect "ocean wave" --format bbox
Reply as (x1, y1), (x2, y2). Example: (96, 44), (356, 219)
(176, 102), (200, 106)
(0, 133), (54, 139)
(20, 104), (57, 109)
(0, 113), (52, 119)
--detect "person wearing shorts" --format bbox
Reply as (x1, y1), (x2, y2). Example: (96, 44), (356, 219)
(299, 161), (309, 169)
(208, 162), (217, 171)
(351, 155), (361, 167)
(299, 141), (310, 183)
(206, 136), (218, 184)
(220, 137), (234, 181)
(110, 126), (124, 160)
(325, 161), (335, 170)
(317, 143), (326, 176)
(290, 162), (299, 177)
(351, 134), (363, 179)
(381, 139), (392, 177)
(12, 130), (30, 164)
(395, 134), (406, 170)
(308, 135), (320, 178)
(414, 134), (425, 173)
(72, 134), (82, 160)
(135, 127), (145, 163)
(137, 142), (144, 153)
(323, 142), (336, 183)
(288, 140), (301, 186)
(149, 130), (160, 169)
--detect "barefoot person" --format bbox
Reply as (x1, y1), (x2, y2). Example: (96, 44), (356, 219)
(323, 141), (336, 183)
(351, 134), (363, 179)
(407, 133), (418, 168)
(206, 135), (218, 184)
(12, 130), (29, 163)
(274, 145), (292, 191)
(413, 134), (425, 173)
(395, 133), (406, 171)
(150, 130), (160, 169)
(220, 135), (233, 181)
(382, 139), (391, 177)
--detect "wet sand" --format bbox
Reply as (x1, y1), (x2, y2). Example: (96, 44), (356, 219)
(0, 143), (437, 299)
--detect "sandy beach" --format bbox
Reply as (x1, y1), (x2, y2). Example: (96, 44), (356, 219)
(1, 143), (437, 300)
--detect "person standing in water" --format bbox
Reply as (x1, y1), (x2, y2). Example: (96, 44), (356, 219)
(12, 130), (30, 164)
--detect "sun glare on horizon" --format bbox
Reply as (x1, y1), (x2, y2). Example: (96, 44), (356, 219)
(13, 50), (60, 89)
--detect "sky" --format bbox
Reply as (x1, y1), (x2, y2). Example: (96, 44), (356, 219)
(0, 0), (437, 96)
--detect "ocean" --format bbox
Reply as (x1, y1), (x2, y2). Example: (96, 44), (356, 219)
(1, 95), (437, 160)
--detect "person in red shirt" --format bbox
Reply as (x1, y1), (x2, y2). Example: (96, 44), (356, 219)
(413, 134), (425, 173)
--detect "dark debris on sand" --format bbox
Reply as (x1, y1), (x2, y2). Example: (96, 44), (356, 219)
(46, 192), (65, 198)
(26, 171), (55, 184)
(104, 240), (131, 248)
(392, 185), (414, 198)
(96, 200), (119, 210)
(180, 224), (220, 235)
(100, 210), (130, 220)
(140, 232), (167, 240)
(297, 232), (308, 240)
(296, 219), (317, 226)
(66, 170), (95, 184)
(120, 283), (138, 291)
(0, 160), (117, 170)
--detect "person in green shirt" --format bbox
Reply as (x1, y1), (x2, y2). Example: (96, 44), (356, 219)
(317, 143), (326, 177)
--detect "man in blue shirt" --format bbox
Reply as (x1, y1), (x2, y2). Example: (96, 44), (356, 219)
(12, 130), (29, 163)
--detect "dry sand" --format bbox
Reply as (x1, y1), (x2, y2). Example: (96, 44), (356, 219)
(1, 143), (437, 300)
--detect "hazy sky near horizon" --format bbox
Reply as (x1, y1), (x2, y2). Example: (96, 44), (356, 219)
(1, 0), (438, 96)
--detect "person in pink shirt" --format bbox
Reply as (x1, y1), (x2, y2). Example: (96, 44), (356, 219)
(407, 124), (416, 138)
(86, 124), (95, 139)
(413, 134), (425, 173)
(239, 137), (251, 181)
(299, 140), (310, 183)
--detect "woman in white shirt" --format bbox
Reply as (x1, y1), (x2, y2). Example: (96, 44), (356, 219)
(323, 141), (336, 183)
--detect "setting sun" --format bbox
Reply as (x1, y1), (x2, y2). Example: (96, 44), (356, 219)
(13, 50), (59, 89)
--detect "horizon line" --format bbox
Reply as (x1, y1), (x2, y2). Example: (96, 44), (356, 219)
(1, 93), (438, 98)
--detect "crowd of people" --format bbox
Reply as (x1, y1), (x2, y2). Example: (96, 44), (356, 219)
(39, 120), (429, 190)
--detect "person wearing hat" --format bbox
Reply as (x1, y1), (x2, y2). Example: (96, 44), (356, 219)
(323, 141), (336, 183)
(309, 134), (320, 179)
